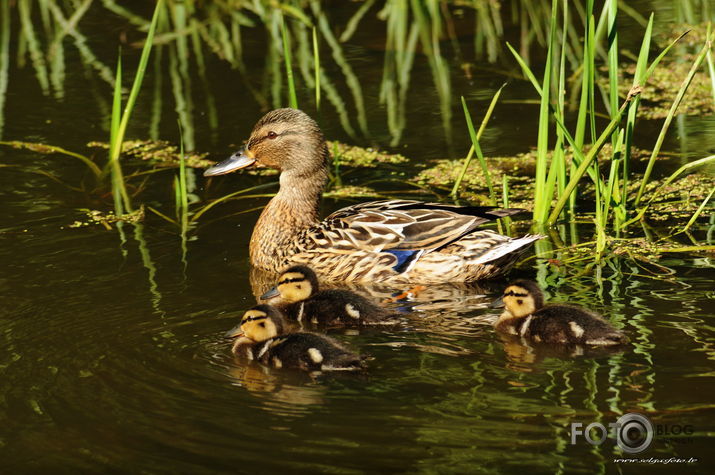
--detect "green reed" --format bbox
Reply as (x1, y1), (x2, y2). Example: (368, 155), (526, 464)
(281, 15), (298, 109)
(452, 86), (505, 202)
(107, 0), (163, 217)
(503, 0), (712, 251)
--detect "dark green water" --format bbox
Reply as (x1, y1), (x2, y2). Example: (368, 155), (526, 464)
(1, 1), (714, 473)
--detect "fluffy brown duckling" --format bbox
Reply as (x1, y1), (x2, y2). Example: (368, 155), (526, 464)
(225, 305), (365, 372)
(492, 280), (629, 346)
(260, 265), (395, 327)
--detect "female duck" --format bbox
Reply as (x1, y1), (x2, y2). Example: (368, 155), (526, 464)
(493, 280), (628, 346)
(260, 265), (395, 327)
(204, 108), (540, 283)
(225, 305), (365, 371)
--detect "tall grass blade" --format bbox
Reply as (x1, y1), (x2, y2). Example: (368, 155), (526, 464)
(634, 36), (712, 206)
(457, 96), (495, 204)
(18, 0), (50, 95)
(451, 83), (505, 198)
(546, 88), (641, 225)
(623, 154), (715, 226)
(532, 0), (557, 222)
(0, 0), (8, 139)
(313, 26), (320, 110)
(281, 15), (298, 109)
(107, 0), (164, 177)
(682, 188), (715, 233)
(706, 23), (715, 107)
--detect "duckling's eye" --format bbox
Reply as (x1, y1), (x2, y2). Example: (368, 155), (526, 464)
(259, 322), (266, 328)
(296, 284), (301, 289)
(266, 131), (278, 139)
(516, 299), (523, 305)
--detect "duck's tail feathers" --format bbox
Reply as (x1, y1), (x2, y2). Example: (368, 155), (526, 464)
(468, 234), (544, 265)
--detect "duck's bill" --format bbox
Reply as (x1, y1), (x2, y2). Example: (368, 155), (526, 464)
(204, 149), (255, 176)
(490, 296), (505, 308)
(224, 325), (244, 339)
(259, 286), (280, 300)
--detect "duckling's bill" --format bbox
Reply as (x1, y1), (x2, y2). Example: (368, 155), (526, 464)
(260, 286), (280, 300)
(224, 324), (244, 339)
(204, 148), (255, 176)
(490, 296), (505, 308)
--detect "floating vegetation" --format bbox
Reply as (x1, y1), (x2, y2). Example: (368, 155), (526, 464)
(87, 140), (214, 169)
(609, 61), (714, 119)
(65, 207), (145, 230)
(327, 141), (409, 168)
(414, 150), (714, 224)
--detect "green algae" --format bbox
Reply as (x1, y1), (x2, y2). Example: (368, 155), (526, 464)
(414, 148), (714, 224)
(65, 207), (145, 230)
(328, 140), (409, 168)
(87, 140), (214, 169)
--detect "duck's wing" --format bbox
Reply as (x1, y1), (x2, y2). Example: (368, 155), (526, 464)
(317, 199), (526, 252)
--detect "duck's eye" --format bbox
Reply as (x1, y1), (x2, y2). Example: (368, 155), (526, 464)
(259, 322), (266, 328)
(516, 299), (523, 305)
(266, 131), (278, 139)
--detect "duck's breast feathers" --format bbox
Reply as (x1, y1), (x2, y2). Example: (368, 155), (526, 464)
(318, 199), (527, 252)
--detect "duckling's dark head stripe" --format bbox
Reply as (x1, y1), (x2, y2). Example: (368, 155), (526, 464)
(279, 277), (306, 285)
(241, 315), (268, 324)
(503, 290), (529, 297)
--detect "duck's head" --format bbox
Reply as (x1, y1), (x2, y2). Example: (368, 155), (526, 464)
(492, 280), (544, 318)
(260, 265), (319, 303)
(204, 108), (328, 177)
(225, 304), (286, 343)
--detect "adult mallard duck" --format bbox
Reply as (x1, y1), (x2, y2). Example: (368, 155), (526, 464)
(204, 108), (541, 283)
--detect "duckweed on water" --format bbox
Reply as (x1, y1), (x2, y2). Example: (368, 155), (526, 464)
(414, 148), (714, 223)
(66, 207), (145, 230)
(87, 140), (214, 169)
(327, 141), (409, 168)
(612, 61), (714, 119)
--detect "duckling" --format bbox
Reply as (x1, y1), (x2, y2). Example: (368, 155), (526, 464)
(260, 265), (395, 327)
(225, 305), (365, 372)
(492, 280), (629, 346)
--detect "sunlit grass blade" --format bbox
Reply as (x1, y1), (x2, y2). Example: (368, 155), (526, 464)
(634, 35), (712, 206)
(0, 0), (9, 139)
(706, 23), (715, 109)
(109, 53), (130, 215)
(313, 26), (320, 110)
(281, 15), (298, 109)
(108, 0), (163, 169)
(176, 122), (189, 234)
(456, 96), (495, 204)
(546, 87), (642, 225)
(451, 83), (505, 199)
(622, 154), (715, 227)
(339, 0), (376, 42)
(682, 188), (715, 233)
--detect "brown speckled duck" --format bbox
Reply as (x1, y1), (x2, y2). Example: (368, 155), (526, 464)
(204, 108), (541, 283)
(493, 280), (629, 346)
